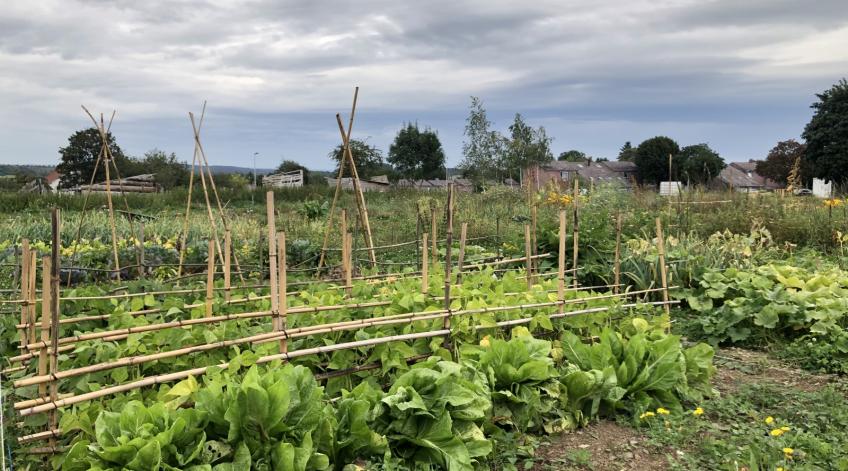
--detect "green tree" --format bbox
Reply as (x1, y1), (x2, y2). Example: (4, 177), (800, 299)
(56, 128), (129, 189)
(132, 149), (189, 190)
(504, 113), (553, 180)
(802, 79), (848, 185)
(388, 123), (446, 180)
(618, 141), (636, 162)
(755, 140), (810, 186)
(634, 136), (680, 185)
(459, 96), (506, 182)
(329, 139), (387, 179)
(557, 150), (588, 162)
(677, 144), (725, 186)
(275, 159), (311, 185)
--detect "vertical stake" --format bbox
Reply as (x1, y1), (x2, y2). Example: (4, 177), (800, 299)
(27, 250), (37, 346)
(572, 179), (580, 289)
(457, 222), (468, 285)
(137, 222), (145, 278)
(205, 240), (215, 318)
(267, 191), (280, 332)
(443, 184), (454, 340)
(223, 230), (232, 302)
(430, 207), (437, 271)
(421, 232), (429, 295)
(531, 203), (538, 277)
(614, 214), (622, 295)
(277, 232), (287, 354)
(344, 232), (353, 297)
(558, 211), (567, 314)
(19, 239), (30, 350)
(37, 256), (51, 404)
(655, 218), (671, 322)
(524, 224), (533, 289)
(48, 208), (61, 443)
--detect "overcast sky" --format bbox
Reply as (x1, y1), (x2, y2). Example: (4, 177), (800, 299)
(1, 0), (846, 170)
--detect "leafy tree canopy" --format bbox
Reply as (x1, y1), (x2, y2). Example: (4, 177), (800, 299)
(618, 141), (636, 162)
(56, 128), (129, 189)
(557, 150), (588, 162)
(677, 144), (726, 186)
(124, 149), (190, 190)
(388, 123), (446, 180)
(459, 96), (506, 183)
(802, 78), (848, 185)
(504, 113), (553, 180)
(275, 159), (311, 185)
(633, 136), (680, 185)
(329, 139), (388, 180)
(755, 140), (811, 186)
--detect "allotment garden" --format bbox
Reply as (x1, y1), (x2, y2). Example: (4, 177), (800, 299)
(2, 185), (848, 471)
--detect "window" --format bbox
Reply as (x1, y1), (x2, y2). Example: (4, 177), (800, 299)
(560, 171), (573, 181)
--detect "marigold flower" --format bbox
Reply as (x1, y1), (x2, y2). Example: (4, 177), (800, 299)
(693, 407), (704, 416)
(776, 467), (785, 471)
(639, 411), (655, 419)
(765, 416), (774, 424)
(479, 336), (491, 348)
(780, 426), (790, 432)
(770, 428), (785, 437)
(656, 407), (670, 415)
(783, 447), (794, 455)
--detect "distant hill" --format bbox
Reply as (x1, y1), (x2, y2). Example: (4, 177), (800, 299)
(204, 165), (276, 175)
(0, 164), (54, 177)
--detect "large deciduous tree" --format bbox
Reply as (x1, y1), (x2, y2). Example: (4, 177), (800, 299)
(57, 128), (129, 189)
(802, 79), (848, 185)
(329, 139), (389, 180)
(633, 136), (680, 185)
(388, 123), (446, 180)
(459, 96), (506, 183)
(755, 140), (810, 186)
(677, 144), (725, 186)
(504, 113), (553, 181)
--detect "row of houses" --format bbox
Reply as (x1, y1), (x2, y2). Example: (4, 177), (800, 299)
(524, 159), (784, 193)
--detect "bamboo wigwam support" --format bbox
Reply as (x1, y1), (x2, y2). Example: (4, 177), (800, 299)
(224, 231), (232, 302)
(267, 191), (280, 335)
(19, 239), (30, 349)
(421, 232), (429, 295)
(524, 225), (533, 288)
(278, 232), (287, 354)
(205, 240), (215, 318)
(558, 211), (567, 315)
(572, 178), (580, 289)
(442, 184), (454, 343)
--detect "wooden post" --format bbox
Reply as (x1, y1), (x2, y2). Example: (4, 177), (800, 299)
(558, 211), (567, 314)
(277, 232), (287, 354)
(37, 256), (51, 399)
(421, 232), (429, 295)
(223, 231), (232, 302)
(457, 222), (468, 285)
(267, 192), (280, 332)
(137, 222), (145, 278)
(443, 184), (454, 337)
(344, 232), (353, 297)
(19, 238), (30, 349)
(48, 208), (61, 440)
(205, 240), (215, 318)
(572, 179), (580, 289)
(524, 224), (533, 289)
(614, 214), (622, 295)
(530, 203), (538, 276)
(430, 207), (437, 271)
(655, 218), (671, 320)
(27, 249), (37, 346)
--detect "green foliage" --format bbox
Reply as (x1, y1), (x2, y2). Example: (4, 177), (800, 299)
(557, 150), (588, 162)
(329, 139), (389, 180)
(503, 113), (553, 181)
(685, 264), (848, 347)
(677, 143), (725, 186)
(634, 136), (680, 185)
(124, 149), (191, 190)
(802, 78), (848, 186)
(617, 141), (636, 162)
(755, 139), (810, 186)
(388, 123), (447, 180)
(459, 96), (507, 183)
(297, 200), (329, 221)
(57, 128), (130, 189)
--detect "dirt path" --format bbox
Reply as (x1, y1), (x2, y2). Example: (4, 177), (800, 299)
(527, 347), (844, 470)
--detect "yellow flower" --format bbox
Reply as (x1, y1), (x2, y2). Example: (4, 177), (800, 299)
(770, 428), (785, 437)
(776, 467), (785, 471)
(693, 407), (704, 416)
(783, 447), (794, 455)
(656, 407), (670, 415)
(765, 416), (774, 424)
(780, 426), (790, 432)
(639, 411), (655, 419)
(479, 336), (490, 348)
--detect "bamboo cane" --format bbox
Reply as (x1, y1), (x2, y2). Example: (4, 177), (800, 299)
(267, 191), (280, 333)
(457, 222), (467, 285)
(278, 231), (287, 354)
(558, 211), (567, 315)
(205, 240), (215, 318)
(27, 250), (37, 347)
(430, 208), (437, 271)
(614, 214), (622, 295)
(138, 223), (145, 278)
(655, 218), (671, 320)
(37, 256), (51, 399)
(443, 184), (454, 339)
(421, 232), (429, 294)
(224, 230), (231, 302)
(188, 112), (225, 271)
(49, 208), (61, 439)
(19, 239), (30, 349)
(525, 225), (533, 289)
(176, 108), (200, 278)
(572, 178), (580, 289)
